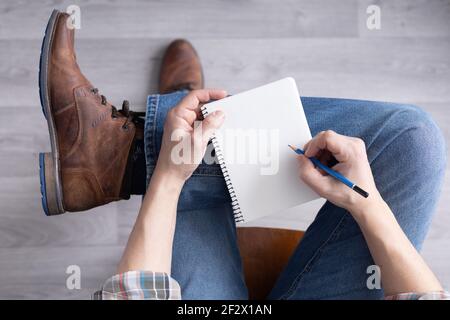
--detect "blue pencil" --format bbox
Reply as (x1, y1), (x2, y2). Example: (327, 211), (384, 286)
(288, 145), (369, 198)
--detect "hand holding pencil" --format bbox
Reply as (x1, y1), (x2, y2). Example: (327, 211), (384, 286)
(293, 130), (382, 215)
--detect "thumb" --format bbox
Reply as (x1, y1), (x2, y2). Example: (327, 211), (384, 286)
(201, 110), (225, 145)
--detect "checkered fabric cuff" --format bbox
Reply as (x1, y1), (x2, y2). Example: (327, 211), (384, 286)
(93, 270), (181, 300)
(385, 291), (450, 300)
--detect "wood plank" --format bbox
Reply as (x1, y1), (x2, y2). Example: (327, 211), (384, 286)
(117, 196), (141, 244)
(0, 0), (358, 40)
(1, 37), (450, 109)
(0, 194), (119, 248)
(0, 246), (122, 299)
(358, 0), (450, 37)
(0, 153), (119, 248)
(0, 108), (49, 154)
(2, 0), (447, 40)
(0, 190), (119, 248)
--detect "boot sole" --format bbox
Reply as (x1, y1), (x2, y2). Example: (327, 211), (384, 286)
(39, 10), (65, 216)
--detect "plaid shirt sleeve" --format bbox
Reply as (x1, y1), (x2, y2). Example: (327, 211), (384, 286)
(93, 270), (449, 300)
(93, 270), (181, 300)
(385, 291), (450, 300)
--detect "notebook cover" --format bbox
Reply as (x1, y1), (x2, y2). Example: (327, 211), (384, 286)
(202, 77), (319, 223)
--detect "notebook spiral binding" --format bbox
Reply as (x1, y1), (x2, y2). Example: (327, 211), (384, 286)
(200, 105), (244, 223)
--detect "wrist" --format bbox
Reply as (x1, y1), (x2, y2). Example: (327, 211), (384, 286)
(349, 194), (389, 224)
(151, 165), (186, 193)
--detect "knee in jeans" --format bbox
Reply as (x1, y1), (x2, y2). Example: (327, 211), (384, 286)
(393, 105), (446, 176)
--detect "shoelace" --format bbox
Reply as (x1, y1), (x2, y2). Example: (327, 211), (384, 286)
(91, 88), (145, 130)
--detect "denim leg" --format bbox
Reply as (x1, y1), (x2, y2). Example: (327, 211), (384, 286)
(144, 91), (247, 299)
(268, 98), (446, 300)
(144, 93), (446, 300)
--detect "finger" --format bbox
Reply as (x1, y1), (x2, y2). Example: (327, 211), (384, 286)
(303, 139), (312, 151)
(181, 89), (227, 111)
(304, 130), (349, 162)
(172, 106), (198, 124)
(194, 105), (203, 120)
(314, 150), (329, 175)
(204, 88), (228, 101)
(317, 149), (337, 168)
(297, 155), (333, 196)
(201, 110), (225, 145)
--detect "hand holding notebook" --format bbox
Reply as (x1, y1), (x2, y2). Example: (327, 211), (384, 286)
(201, 78), (320, 223)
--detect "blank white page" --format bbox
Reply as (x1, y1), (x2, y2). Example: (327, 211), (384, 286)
(203, 78), (319, 223)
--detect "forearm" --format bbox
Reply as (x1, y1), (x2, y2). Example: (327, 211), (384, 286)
(117, 167), (184, 275)
(351, 199), (442, 296)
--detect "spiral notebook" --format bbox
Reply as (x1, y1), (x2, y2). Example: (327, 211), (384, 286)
(201, 77), (319, 223)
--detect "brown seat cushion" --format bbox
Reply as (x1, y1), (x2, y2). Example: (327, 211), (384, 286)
(237, 227), (304, 300)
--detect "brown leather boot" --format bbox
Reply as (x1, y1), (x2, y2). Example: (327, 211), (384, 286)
(39, 10), (143, 215)
(159, 39), (204, 93)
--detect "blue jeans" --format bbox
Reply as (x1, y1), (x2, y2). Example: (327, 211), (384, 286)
(143, 91), (446, 299)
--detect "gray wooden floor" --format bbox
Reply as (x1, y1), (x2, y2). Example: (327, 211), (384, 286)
(0, 0), (449, 299)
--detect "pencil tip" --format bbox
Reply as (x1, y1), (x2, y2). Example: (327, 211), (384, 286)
(288, 144), (296, 151)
